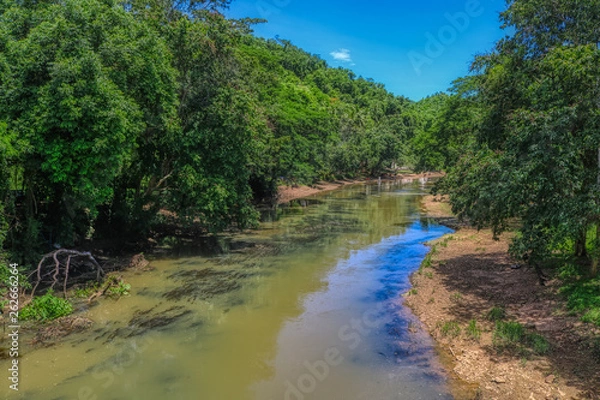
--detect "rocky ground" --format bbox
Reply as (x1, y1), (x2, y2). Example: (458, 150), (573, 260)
(403, 195), (600, 400)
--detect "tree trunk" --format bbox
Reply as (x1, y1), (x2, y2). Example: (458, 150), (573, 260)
(590, 223), (600, 278)
(575, 232), (587, 258)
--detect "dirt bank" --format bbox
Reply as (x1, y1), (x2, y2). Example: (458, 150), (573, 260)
(277, 179), (362, 204)
(277, 172), (444, 204)
(405, 195), (600, 400)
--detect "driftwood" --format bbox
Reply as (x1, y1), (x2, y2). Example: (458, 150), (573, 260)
(30, 249), (104, 298)
(86, 275), (122, 304)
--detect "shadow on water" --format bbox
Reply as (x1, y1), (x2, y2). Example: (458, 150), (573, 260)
(9, 181), (457, 400)
(164, 268), (253, 302)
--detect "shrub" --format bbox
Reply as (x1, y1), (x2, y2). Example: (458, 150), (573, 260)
(20, 290), (73, 321)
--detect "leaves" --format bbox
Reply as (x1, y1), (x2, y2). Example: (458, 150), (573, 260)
(437, 0), (600, 271)
(0, 0), (418, 261)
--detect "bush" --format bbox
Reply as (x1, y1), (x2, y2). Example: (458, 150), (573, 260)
(20, 290), (73, 321)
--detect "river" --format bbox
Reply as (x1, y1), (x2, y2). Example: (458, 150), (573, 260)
(4, 181), (454, 400)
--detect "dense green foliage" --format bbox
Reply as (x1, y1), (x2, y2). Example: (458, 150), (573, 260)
(423, 1), (600, 274)
(19, 289), (73, 321)
(411, 79), (481, 172)
(0, 0), (417, 265)
(414, 0), (600, 324)
(6, 0), (599, 331)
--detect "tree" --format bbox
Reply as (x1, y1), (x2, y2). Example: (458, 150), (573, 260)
(0, 0), (177, 257)
(441, 0), (600, 277)
(0, 0), (419, 265)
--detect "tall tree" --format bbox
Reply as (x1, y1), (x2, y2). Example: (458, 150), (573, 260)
(0, 0), (178, 257)
(442, 0), (600, 276)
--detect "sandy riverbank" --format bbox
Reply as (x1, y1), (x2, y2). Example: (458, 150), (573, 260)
(405, 195), (600, 400)
(276, 172), (445, 204)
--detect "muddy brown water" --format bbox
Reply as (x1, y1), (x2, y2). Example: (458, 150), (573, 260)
(4, 182), (454, 400)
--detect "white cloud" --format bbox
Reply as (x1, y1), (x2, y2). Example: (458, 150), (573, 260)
(330, 48), (352, 63)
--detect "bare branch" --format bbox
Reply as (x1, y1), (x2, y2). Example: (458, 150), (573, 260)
(30, 250), (104, 298)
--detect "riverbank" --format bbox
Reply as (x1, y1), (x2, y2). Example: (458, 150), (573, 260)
(277, 172), (444, 204)
(406, 195), (600, 400)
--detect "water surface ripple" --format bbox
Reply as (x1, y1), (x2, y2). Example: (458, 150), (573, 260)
(4, 182), (454, 400)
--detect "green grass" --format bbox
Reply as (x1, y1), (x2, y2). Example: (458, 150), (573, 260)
(582, 308), (600, 325)
(440, 321), (461, 337)
(467, 319), (481, 341)
(526, 333), (551, 355)
(492, 321), (550, 355)
(493, 321), (524, 344)
(421, 253), (433, 269)
(437, 235), (455, 248)
(487, 306), (506, 321)
(558, 262), (600, 327)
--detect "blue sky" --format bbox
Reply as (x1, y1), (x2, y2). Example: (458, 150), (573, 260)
(225, 0), (509, 100)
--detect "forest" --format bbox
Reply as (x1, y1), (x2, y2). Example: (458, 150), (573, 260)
(1, 0), (600, 316)
(0, 0), (423, 267)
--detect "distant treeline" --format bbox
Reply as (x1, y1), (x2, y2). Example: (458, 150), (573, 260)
(0, 0), (438, 266)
